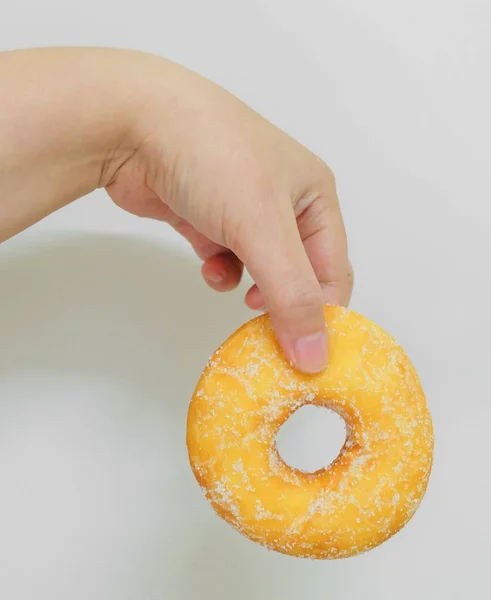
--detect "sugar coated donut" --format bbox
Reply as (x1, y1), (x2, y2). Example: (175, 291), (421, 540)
(186, 306), (433, 559)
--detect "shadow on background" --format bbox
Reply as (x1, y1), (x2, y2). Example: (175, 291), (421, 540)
(1, 233), (331, 600)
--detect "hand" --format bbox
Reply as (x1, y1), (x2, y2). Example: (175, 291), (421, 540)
(105, 55), (353, 373)
(1, 48), (353, 373)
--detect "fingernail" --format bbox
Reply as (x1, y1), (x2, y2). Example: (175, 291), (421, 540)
(293, 331), (328, 374)
(207, 272), (224, 284)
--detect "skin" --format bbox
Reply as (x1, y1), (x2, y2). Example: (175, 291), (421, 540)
(0, 47), (353, 374)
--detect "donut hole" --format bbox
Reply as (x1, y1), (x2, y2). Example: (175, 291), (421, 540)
(275, 405), (346, 473)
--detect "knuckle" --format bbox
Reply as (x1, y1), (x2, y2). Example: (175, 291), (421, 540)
(322, 163), (336, 187)
(295, 166), (338, 218)
(311, 157), (336, 188)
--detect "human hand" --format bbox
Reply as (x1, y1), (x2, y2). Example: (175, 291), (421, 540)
(103, 52), (353, 373)
(0, 47), (353, 373)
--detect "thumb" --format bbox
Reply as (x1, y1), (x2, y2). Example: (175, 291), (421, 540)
(231, 199), (327, 374)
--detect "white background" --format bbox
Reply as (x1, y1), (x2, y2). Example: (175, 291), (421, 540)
(1, 1), (490, 598)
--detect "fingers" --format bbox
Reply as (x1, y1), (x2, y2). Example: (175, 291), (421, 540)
(131, 195), (245, 292)
(201, 252), (243, 291)
(245, 283), (264, 310)
(295, 189), (353, 306)
(171, 219), (245, 291)
(245, 187), (353, 312)
(230, 197), (328, 374)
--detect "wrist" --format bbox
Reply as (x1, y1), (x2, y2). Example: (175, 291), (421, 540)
(0, 47), (145, 240)
(98, 49), (193, 188)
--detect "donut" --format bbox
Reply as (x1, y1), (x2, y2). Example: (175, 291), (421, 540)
(186, 306), (433, 559)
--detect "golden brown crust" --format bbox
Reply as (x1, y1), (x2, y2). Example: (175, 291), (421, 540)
(187, 306), (434, 559)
